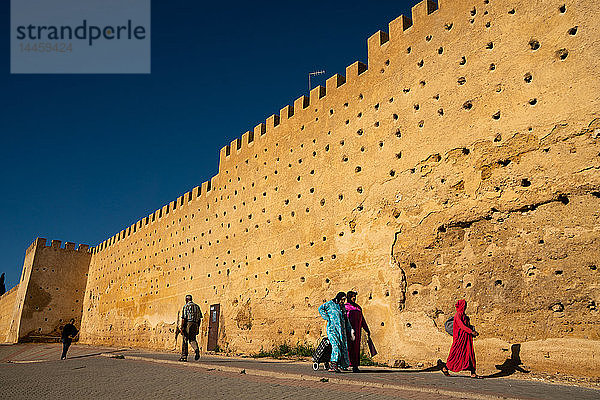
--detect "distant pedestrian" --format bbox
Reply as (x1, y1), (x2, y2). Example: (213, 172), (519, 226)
(442, 299), (482, 378)
(61, 318), (78, 360)
(344, 291), (371, 372)
(0, 273), (6, 296)
(318, 292), (353, 372)
(179, 294), (202, 362)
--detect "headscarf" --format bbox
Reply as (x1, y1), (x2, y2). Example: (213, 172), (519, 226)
(334, 292), (346, 303)
(455, 299), (467, 315)
(346, 290), (357, 304)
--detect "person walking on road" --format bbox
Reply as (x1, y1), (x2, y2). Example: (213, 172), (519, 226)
(344, 291), (371, 373)
(442, 299), (482, 379)
(318, 292), (353, 372)
(179, 294), (202, 362)
(61, 318), (78, 360)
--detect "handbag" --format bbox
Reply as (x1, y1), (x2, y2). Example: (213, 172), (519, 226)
(367, 336), (377, 357)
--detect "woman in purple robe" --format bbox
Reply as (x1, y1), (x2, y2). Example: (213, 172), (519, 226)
(344, 291), (371, 372)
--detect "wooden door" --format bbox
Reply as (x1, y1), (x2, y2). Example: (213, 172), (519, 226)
(207, 303), (220, 351)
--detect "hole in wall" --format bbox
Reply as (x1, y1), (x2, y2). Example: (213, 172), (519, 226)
(445, 23), (453, 30)
(568, 26), (578, 35)
(459, 56), (466, 65)
(529, 98), (538, 105)
(457, 77), (466, 85)
(494, 279), (503, 286)
(489, 63), (496, 70)
(492, 111), (501, 120)
(438, 108), (444, 116)
(508, 8), (516, 14)
(556, 48), (569, 60)
(486, 42), (494, 49)
(559, 4), (566, 13)
(417, 60), (424, 68)
(529, 39), (540, 50)
(521, 178), (531, 187)
(438, 47), (444, 54)
(558, 194), (569, 204)
(463, 101), (473, 110)
(524, 72), (533, 83)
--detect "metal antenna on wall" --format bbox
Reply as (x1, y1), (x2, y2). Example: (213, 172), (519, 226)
(308, 70), (326, 91)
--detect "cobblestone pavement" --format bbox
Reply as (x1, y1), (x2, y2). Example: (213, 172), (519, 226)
(1, 344), (599, 400)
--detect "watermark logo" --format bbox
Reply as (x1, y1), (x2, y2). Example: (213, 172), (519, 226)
(11, 0), (151, 74)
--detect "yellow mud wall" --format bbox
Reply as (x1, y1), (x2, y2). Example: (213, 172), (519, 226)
(80, 0), (600, 377)
(14, 239), (91, 341)
(0, 285), (19, 343)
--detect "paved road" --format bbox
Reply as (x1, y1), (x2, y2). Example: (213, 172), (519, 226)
(1, 344), (598, 400)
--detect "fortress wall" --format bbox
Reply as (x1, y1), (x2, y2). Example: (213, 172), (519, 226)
(14, 238), (91, 341)
(5, 239), (38, 343)
(80, 0), (600, 377)
(0, 285), (19, 343)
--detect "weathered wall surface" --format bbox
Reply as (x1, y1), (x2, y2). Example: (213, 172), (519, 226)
(0, 238), (92, 342)
(79, 0), (599, 377)
(0, 285), (19, 343)
(4, 238), (38, 343)
(17, 238), (91, 341)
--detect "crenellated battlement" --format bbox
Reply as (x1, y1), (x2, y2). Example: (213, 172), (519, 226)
(27, 238), (90, 255)
(92, 175), (218, 254)
(90, 0), (453, 255)
(213, 0), (444, 175)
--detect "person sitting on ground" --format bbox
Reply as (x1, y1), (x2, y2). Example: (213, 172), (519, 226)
(344, 290), (371, 373)
(318, 292), (353, 372)
(61, 318), (78, 360)
(179, 294), (202, 362)
(442, 299), (482, 379)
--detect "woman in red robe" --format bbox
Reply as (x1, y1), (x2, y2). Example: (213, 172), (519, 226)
(442, 299), (482, 378)
(344, 291), (371, 372)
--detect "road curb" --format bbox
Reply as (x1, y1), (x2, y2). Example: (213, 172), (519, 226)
(99, 353), (522, 400)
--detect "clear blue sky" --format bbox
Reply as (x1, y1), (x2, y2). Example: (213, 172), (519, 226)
(0, 1), (412, 290)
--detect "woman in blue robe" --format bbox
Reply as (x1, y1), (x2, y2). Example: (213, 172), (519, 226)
(318, 292), (354, 372)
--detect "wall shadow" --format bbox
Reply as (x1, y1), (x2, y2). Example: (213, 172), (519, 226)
(484, 344), (530, 379)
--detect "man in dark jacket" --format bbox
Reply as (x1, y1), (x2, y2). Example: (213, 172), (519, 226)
(61, 319), (78, 360)
(178, 294), (202, 362)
